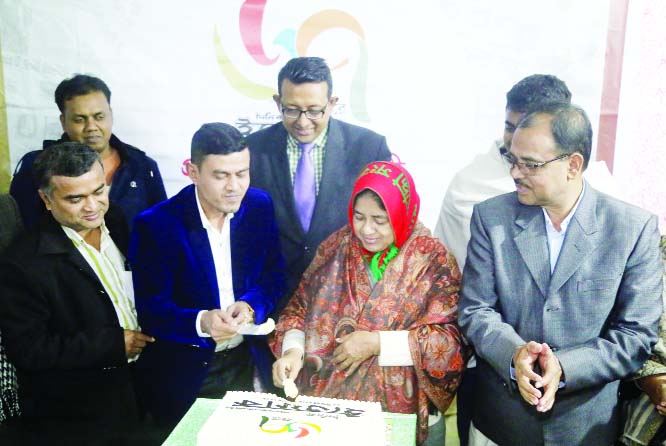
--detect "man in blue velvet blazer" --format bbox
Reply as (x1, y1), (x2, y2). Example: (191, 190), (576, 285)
(129, 123), (285, 430)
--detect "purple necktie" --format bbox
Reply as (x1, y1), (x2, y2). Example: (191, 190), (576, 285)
(293, 142), (316, 232)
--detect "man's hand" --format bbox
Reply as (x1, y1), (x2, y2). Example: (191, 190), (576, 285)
(534, 343), (562, 413)
(273, 348), (303, 388)
(333, 331), (380, 376)
(225, 301), (254, 326)
(200, 309), (239, 343)
(124, 330), (155, 359)
(513, 341), (545, 406)
(638, 374), (666, 415)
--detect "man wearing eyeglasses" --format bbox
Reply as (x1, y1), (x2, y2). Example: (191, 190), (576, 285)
(247, 57), (391, 309)
(434, 74), (572, 445)
(458, 102), (662, 445)
(433, 75), (620, 445)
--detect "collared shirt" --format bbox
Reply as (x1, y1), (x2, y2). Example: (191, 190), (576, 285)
(509, 183), (586, 385)
(286, 128), (328, 195)
(542, 182), (586, 274)
(63, 222), (139, 362)
(194, 188), (243, 351)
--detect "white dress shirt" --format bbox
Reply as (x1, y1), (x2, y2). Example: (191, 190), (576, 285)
(543, 183), (585, 274)
(193, 189), (243, 351)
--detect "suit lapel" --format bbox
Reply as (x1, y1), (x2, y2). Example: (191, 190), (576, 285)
(310, 119), (343, 238)
(181, 186), (220, 307)
(267, 126), (302, 237)
(514, 206), (551, 298)
(229, 200), (246, 300)
(37, 217), (111, 289)
(549, 186), (598, 293)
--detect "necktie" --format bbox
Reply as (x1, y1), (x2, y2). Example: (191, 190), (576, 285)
(293, 142), (316, 232)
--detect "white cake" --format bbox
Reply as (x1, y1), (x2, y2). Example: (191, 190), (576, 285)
(197, 391), (386, 446)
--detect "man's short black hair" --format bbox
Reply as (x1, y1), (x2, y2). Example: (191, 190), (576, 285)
(54, 74), (111, 112)
(518, 102), (592, 170)
(190, 123), (247, 166)
(33, 142), (102, 195)
(506, 74), (571, 113)
(277, 57), (333, 99)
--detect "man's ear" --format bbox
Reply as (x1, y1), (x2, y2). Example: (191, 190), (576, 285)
(38, 189), (52, 211)
(273, 94), (282, 112)
(59, 114), (65, 131)
(327, 96), (339, 114)
(186, 162), (199, 184)
(568, 153), (584, 179)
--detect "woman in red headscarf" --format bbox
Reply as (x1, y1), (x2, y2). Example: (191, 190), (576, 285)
(270, 161), (467, 445)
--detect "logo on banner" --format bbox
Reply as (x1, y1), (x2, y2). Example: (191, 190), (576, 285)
(213, 0), (370, 124)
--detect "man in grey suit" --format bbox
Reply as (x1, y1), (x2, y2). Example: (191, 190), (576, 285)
(247, 57), (391, 306)
(459, 102), (663, 445)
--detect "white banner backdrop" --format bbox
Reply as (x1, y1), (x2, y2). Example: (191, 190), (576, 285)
(613, 0), (666, 232)
(1, 0), (610, 228)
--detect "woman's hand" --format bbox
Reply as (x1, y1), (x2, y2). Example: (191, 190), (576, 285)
(637, 373), (666, 415)
(272, 348), (304, 388)
(333, 331), (380, 376)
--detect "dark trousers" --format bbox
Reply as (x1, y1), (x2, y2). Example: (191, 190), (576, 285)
(0, 415), (149, 446)
(457, 365), (478, 446)
(197, 343), (254, 398)
(142, 343), (255, 445)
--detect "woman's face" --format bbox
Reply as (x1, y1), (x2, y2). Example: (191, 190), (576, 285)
(352, 194), (395, 253)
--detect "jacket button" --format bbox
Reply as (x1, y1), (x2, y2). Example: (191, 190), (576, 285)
(203, 361), (208, 367)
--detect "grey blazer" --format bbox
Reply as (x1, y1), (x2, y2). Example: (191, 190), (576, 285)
(247, 118), (391, 305)
(459, 185), (663, 446)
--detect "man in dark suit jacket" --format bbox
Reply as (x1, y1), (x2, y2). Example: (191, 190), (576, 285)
(247, 57), (391, 303)
(0, 144), (153, 445)
(129, 123), (285, 433)
(0, 194), (22, 424)
(0, 194), (23, 250)
(10, 74), (166, 231)
(459, 103), (663, 445)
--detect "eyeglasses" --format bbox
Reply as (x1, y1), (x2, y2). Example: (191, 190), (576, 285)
(280, 104), (327, 120)
(501, 152), (570, 175)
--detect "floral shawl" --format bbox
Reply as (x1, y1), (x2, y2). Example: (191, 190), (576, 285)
(271, 222), (468, 444)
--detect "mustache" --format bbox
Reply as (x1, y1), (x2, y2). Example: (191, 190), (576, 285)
(514, 179), (529, 188)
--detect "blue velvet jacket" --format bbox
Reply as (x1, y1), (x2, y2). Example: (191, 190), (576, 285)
(128, 184), (285, 421)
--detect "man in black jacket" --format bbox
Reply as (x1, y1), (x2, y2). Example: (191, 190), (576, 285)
(10, 74), (167, 230)
(0, 143), (154, 445)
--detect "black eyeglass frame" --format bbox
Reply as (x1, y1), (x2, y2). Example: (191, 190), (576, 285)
(502, 152), (571, 175)
(280, 103), (328, 120)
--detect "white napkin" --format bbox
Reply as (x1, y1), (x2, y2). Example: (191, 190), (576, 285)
(236, 318), (276, 336)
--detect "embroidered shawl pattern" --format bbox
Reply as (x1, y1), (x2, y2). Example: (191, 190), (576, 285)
(271, 222), (467, 444)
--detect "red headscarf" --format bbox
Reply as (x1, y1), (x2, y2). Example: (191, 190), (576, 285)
(348, 161), (420, 249)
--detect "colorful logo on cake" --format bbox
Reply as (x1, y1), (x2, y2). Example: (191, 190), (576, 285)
(213, 0), (371, 121)
(259, 416), (322, 438)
